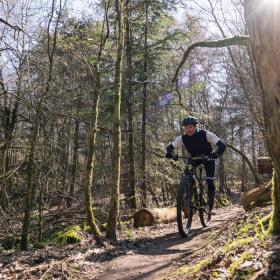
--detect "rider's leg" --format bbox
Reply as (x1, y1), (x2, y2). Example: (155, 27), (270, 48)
(203, 161), (215, 211)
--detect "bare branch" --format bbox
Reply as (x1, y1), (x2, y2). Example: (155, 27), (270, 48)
(172, 35), (250, 84)
(0, 18), (23, 32)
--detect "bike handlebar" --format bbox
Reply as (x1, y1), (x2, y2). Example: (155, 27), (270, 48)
(169, 155), (213, 162)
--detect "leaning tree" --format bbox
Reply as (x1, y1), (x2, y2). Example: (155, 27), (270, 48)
(244, 0), (280, 233)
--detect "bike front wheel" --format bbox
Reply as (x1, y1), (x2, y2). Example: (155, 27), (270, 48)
(176, 176), (194, 237)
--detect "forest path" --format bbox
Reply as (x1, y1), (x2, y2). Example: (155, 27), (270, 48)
(91, 204), (244, 280)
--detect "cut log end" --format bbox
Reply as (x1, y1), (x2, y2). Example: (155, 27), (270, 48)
(133, 207), (179, 228)
(257, 157), (273, 174)
(241, 182), (272, 211)
(133, 209), (156, 228)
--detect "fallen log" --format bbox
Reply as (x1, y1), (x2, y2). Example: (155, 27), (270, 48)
(133, 207), (187, 228)
(257, 157), (273, 173)
(241, 182), (272, 211)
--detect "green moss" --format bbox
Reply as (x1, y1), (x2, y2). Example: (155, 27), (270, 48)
(1, 235), (20, 250)
(85, 220), (132, 234)
(229, 252), (253, 279)
(126, 227), (135, 240)
(224, 237), (254, 254)
(85, 223), (107, 233)
(33, 242), (45, 249)
(269, 171), (280, 234)
(0, 170), (13, 182)
(237, 223), (254, 236)
(55, 225), (82, 246)
(216, 194), (232, 207)
(260, 213), (271, 228)
(211, 271), (220, 278)
(177, 257), (212, 276)
(255, 213), (271, 241)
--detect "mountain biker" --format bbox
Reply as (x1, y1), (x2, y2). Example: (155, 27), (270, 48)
(165, 116), (227, 214)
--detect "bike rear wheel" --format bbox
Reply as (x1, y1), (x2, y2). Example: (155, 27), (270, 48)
(176, 176), (194, 237)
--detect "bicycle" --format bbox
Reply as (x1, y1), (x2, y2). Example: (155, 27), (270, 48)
(171, 155), (215, 238)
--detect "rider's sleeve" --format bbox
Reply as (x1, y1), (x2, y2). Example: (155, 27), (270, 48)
(171, 135), (184, 149)
(206, 131), (220, 145)
(206, 131), (227, 157)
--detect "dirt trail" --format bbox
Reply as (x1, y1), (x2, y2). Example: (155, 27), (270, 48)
(90, 204), (244, 280)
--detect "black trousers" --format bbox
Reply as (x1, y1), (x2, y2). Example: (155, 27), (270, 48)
(203, 160), (215, 192)
(186, 160), (216, 191)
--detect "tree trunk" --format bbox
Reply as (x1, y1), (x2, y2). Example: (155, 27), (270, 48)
(239, 127), (247, 192)
(125, 0), (137, 210)
(84, 74), (102, 241)
(20, 1), (62, 249)
(20, 114), (40, 250)
(67, 118), (79, 208)
(251, 122), (257, 168)
(218, 156), (227, 194)
(84, 0), (110, 242)
(244, 0), (280, 233)
(140, 0), (148, 207)
(106, 0), (125, 241)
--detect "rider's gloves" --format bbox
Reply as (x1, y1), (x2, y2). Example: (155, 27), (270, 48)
(166, 153), (179, 161)
(210, 141), (227, 159)
(166, 143), (175, 160)
(173, 154), (179, 161)
(210, 152), (219, 159)
(166, 152), (174, 159)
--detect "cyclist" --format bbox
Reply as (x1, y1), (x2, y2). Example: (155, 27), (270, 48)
(166, 116), (227, 214)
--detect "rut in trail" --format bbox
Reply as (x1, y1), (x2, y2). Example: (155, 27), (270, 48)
(90, 204), (244, 280)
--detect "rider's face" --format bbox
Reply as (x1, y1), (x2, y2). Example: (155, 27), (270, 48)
(184, 124), (197, 136)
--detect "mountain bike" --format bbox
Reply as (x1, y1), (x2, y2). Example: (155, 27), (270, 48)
(172, 155), (215, 238)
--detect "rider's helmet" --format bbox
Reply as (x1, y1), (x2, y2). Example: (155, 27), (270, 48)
(182, 116), (198, 126)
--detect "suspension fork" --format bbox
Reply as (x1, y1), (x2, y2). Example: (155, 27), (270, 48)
(194, 166), (206, 208)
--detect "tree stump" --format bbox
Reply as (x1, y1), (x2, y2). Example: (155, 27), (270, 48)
(257, 157), (273, 174)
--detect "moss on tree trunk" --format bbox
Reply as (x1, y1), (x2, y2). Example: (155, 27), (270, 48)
(245, 0), (280, 233)
(106, 0), (125, 241)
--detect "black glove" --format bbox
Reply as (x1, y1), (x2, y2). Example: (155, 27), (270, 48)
(210, 152), (219, 159)
(173, 154), (179, 161)
(165, 153), (179, 161)
(166, 152), (174, 159)
(166, 143), (176, 160)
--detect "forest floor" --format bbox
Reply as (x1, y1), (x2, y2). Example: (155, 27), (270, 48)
(0, 197), (276, 280)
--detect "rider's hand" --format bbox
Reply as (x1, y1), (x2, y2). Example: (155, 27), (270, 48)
(210, 152), (219, 159)
(173, 154), (179, 161)
(165, 153), (174, 160)
(165, 153), (179, 161)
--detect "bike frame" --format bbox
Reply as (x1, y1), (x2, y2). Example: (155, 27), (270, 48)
(179, 156), (213, 213)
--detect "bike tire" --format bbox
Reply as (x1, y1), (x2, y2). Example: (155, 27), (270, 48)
(176, 176), (194, 238)
(199, 192), (211, 227)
